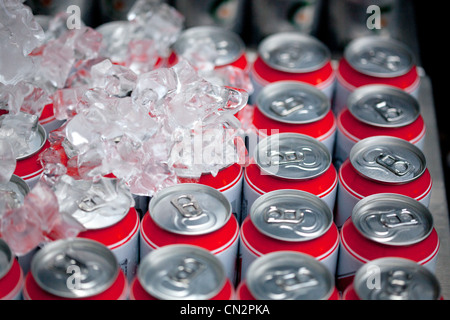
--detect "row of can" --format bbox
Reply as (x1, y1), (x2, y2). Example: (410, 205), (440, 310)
(0, 178), (442, 300)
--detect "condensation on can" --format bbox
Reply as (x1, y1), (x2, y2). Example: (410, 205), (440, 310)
(0, 239), (24, 300)
(39, 104), (66, 135)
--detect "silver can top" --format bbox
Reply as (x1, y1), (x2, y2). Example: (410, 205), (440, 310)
(173, 26), (245, 66)
(0, 174), (30, 210)
(246, 251), (335, 300)
(258, 32), (330, 73)
(349, 136), (426, 184)
(54, 176), (134, 230)
(138, 244), (226, 300)
(256, 81), (330, 124)
(16, 123), (47, 160)
(149, 183), (232, 235)
(352, 193), (434, 246)
(347, 85), (420, 128)
(0, 239), (13, 280)
(344, 36), (415, 78)
(31, 238), (119, 299)
(255, 133), (331, 180)
(353, 257), (441, 300)
(250, 189), (333, 242)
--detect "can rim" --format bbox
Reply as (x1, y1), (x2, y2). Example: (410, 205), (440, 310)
(258, 32), (330, 73)
(347, 85), (420, 128)
(137, 244), (226, 300)
(246, 251), (335, 300)
(31, 238), (119, 299)
(349, 136), (426, 184)
(353, 257), (441, 300)
(0, 239), (13, 280)
(172, 25), (245, 67)
(256, 81), (331, 124)
(344, 36), (415, 78)
(250, 189), (333, 242)
(15, 123), (47, 161)
(149, 183), (232, 235)
(351, 193), (434, 246)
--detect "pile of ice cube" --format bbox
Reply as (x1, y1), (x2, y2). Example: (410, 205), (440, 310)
(0, 0), (250, 256)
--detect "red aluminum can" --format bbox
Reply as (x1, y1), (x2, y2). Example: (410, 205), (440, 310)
(342, 258), (442, 300)
(243, 133), (338, 220)
(177, 163), (244, 223)
(139, 184), (240, 283)
(335, 136), (432, 227)
(167, 25), (249, 71)
(23, 239), (129, 300)
(334, 36), (421, 115)
(38, 103), (65, 134)
(13, 124), (50, 189)
(243, 81), (336, 156)
(0, 239), (24, 300)
(130, 244), (234, 300)
(237, 251), (340, 300)
(336, 194), (440, 292)
(239, 189), (340, 281)
(249, 32), (336, 104)
(335, 85), (426, 166)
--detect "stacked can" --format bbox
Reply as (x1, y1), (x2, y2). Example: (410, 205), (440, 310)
(0, 239), (24, 300)
(139, 184), (240, 283)
(130, 244), (235, 300)
(38, 103), (66, 135)
(249, 32), (336, 104)
(334, 84), (426, 166)
(71, 178), (140, 283)
(242, 81), (336, 156)
(342, 257), (442, 300)
(177, 163), (244, 223)
(337, 194), (440, 292)
(333, 36), (421, 115)
(237, 251), (340, 300)
(167, 25), (249, 71)
(23, 239), (129, 300)
(335, 136), (432, 227)
(13, 124), (49, 190)
(243, 133), (338, 220)
(239, 189), (340, 281)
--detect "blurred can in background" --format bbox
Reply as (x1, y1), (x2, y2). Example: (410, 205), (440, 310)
(99, 0), (138, 22)
(248, 0), (323, 45)
(173, 0), (246, 35)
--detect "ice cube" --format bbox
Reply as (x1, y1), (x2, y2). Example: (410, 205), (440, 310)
(0, 138), (16, 184)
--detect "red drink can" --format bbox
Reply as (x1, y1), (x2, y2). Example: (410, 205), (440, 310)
(237, 251), (340, 300)
(335, 136), (432, 227)
(0, 239), (24, 300)
(130, 244), (234, 300)
(38, 103), (65, 134)
(23, 238), (129, 300)
(334, 36), (421, 115)
(139, 184), (240, 283)
(167, 25), (249, 71)
(13, 124), (50, 189)
(243, 81), (336, 156)
(337, 193), (440, 292)
(335, 85), (426, 166)
(239, 189), (340, 280)
(177, 163), (244, 223)
(342, 257), (442, 300)
(249, 32), (335, 104)
(243, 133), (338, 220)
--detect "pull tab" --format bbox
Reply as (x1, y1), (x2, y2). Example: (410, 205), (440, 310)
(264, 205), (305, 224)
(266, 267), (318, 292)
(380, 209), (420, 229)
(361, 50), (401, 72)
(168, 257), (206, 288)
(171, 194), (204, 218)
(267, 150), (305, 166)
(376, 153), (411, 176)
(385, 270), (412, 299)
(373, 100), (404, 122)
(270, 96), (305, 117)
(274, 45), (312, 67)
(51, 253), (88, 276)
(78, 195), (107, 212)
